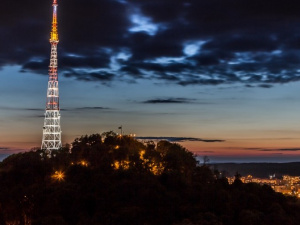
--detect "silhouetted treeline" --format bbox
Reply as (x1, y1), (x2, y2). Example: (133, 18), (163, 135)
(213, 163), (300, 178)
(0, 132), (299, 225)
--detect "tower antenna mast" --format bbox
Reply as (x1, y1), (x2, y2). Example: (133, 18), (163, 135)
(41, 0), (62, 151)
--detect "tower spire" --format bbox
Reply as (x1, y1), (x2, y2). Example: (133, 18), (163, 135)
(41, 0), (62, 151)
(50, 0), (59, 43)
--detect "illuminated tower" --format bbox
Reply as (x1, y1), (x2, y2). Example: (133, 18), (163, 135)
(41, 0), (62, 151)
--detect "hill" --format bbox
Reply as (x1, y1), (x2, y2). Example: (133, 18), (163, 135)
(0, 132), (299, 225)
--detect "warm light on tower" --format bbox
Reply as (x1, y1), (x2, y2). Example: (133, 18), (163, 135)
(50, 0), (58, 42)
(41, 0), (62, 151)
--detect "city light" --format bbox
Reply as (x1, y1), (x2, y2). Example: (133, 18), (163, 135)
(227, 175), (300, 198)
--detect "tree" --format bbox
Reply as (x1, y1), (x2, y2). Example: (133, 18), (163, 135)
(203, 155), (210, 165)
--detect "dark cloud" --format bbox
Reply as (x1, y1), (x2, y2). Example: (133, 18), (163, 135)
(203, 35), (278, 53)
(2, 0), (300, 86)
(244, 148), (300, 152)
(190, 53), (221, 66)
(21, 60), (49, 74)
(120, 66), (142, 77)
(25, 108), (44, 111)
(75, 107), (111, 110)
(246, 84), (274, 88)
(61, 54), (111, 70)
(142, 98), (194, 104)
(137, 137), (225, 143)
(63, 70), (115, 84)
(258, 84), (273, 88)
(278, 148), (300, 151)
(0, 106), (44, 111)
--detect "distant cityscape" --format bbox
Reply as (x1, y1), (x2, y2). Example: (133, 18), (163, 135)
(227, 175), (300, 198)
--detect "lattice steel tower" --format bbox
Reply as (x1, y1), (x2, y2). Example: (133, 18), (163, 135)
(41, 0), (62, 150)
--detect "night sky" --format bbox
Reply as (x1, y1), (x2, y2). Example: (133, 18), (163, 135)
(1, 0), (300, 162)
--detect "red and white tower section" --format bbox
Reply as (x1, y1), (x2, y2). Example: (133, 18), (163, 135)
(41, 0), (62, 150)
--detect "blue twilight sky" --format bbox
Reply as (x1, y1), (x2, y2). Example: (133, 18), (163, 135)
(1, 0), (300, 162)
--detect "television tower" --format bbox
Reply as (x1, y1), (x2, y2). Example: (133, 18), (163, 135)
(41, 0), (62, 151)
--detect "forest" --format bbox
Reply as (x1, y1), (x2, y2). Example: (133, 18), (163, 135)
(0, 132), (299, 225)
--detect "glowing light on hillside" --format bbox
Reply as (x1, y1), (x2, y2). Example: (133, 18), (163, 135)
(112, 160), (130, 170)
(52, 171), (64, 181)
(139, 150), (145, 160)
(111, 149), (164, 175)
(80, 161), (88, 166)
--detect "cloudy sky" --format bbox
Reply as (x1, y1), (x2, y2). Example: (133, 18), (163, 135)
(1, 0), (300, 162)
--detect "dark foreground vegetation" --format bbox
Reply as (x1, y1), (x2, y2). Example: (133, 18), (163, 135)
(0, 132), (300, 225)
